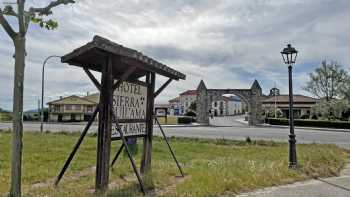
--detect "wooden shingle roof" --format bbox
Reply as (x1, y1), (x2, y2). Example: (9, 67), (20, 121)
(61, 36), (186, 81)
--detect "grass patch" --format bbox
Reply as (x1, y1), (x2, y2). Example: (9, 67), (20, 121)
(156, 116), (178, 125)
(0, 112), (12, 121)
(0, 131), (348, 196)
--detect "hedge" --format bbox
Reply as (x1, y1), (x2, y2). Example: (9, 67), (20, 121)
(265, 118), (350, 129)
(177, 116), (193, 124)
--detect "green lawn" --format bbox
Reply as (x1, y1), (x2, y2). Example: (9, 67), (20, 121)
(0, 131), (348, 196)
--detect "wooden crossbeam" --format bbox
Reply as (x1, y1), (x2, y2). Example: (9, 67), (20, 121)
(154, 78), (172, 98)
(112, 66), (137, 90)
(84, 68), (101, 91)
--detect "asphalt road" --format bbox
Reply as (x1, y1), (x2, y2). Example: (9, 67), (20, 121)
(1, 117), (350, 149)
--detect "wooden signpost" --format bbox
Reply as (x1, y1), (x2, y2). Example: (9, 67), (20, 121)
(54, 36), (186, 194)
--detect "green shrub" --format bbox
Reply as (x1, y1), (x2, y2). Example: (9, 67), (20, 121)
(300, 114), (310, 119)
(177, 116), (192, 124)
(185, 111), (197, 117)
(265, 118), (350, 129)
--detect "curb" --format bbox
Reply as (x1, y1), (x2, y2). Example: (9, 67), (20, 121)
(259, 124), (350, 133)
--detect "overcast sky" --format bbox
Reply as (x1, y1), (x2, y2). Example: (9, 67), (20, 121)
(1, 0), (350, 111)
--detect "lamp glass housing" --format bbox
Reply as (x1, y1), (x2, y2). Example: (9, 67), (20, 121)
(281, 44), (298, 65)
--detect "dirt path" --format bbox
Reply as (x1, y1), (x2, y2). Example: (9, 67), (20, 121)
(23, 166), (188, 196)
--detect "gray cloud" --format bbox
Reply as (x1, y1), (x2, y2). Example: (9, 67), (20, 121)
(0, 0), (350, 110)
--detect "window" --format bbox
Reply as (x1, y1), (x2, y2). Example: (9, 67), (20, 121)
(214, 102), (217, 107)
(87, 106), (93, 112)
(65, 105), (72, 110)
(54, 105), (60, 112)
(220, 101), (223, 107)
(75, 105), (81, 110)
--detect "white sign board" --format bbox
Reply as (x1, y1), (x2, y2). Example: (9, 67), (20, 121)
(112, 81), (148, 138)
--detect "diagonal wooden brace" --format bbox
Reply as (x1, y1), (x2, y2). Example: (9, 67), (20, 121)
(154, 116), (185, 177)
(154, 78), (172, 98)
(112, 113), (146, 194)
(54, 105), (99, 186)
(84, 68), (101, 91)
(110, 143), (125, 168)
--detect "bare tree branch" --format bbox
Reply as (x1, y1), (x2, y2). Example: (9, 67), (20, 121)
(0, 8), (17, 40)
(24, 13), (32, 33)
(29, 0), (75, 16)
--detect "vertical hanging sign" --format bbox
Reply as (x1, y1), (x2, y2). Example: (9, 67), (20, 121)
(112, 81), (148, 139)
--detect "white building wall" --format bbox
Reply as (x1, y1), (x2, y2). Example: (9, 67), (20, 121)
(227, 100), (242, 115)
(211, 100), (227, 116)
(211, 100), (243, 116)
(179, 94), (197, 114)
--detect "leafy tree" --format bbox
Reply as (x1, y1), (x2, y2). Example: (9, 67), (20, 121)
(339, 75), (350, 101)
(0, 1), (74, 196)
(312, 99), (350, 120)
(304, 60), (348, 101)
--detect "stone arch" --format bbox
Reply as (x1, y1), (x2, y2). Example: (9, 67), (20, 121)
(196, 80), (263, 126)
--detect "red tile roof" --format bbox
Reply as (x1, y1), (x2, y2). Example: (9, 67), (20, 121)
(180, 90), (197, 96)
(168, 97), (180, 103)
(263, 95), (317, 103)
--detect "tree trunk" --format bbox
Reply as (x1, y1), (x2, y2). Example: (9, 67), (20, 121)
(10, 36), (26, 197)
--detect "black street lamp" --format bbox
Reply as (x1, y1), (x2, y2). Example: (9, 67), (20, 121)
(281, 44), (298, 169)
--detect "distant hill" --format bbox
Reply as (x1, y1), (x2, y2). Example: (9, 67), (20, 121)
(1, 108), (10, 112)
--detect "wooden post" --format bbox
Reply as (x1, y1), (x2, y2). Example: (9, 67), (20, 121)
(141, 72), (155, 174)
(95, 55), (113, 193)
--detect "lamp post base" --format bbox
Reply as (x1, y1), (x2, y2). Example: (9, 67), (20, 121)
(288, 134), (297, 169)
(40, 123), (43, 133)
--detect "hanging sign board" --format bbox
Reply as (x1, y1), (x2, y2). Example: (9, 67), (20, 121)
(112, 81), (148, 139)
